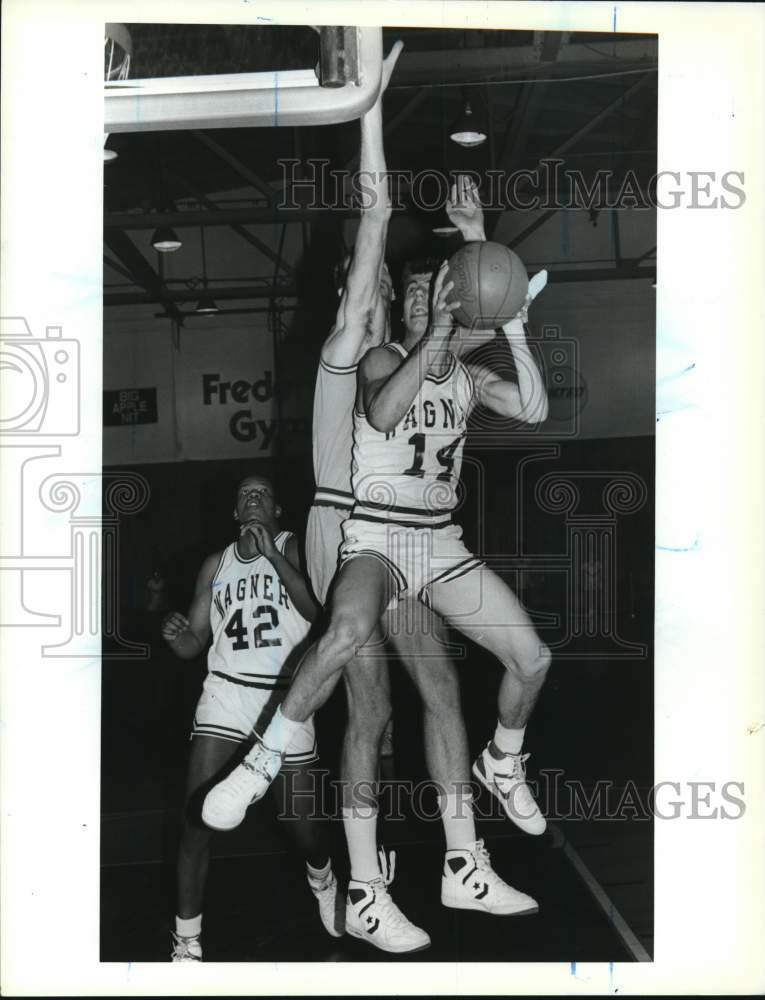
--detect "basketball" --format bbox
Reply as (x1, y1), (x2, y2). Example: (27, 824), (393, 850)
(446, 241), (529, 330)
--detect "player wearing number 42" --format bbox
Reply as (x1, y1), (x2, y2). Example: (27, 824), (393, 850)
(160, 476), (341, 961)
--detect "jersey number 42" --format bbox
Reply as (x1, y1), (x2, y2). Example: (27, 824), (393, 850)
(224, 606), (281, 651)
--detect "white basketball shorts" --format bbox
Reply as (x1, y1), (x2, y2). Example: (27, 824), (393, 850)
(338, 516), (484, 607)
(191, 671), (318, 765)
(305, 501), (348, 605)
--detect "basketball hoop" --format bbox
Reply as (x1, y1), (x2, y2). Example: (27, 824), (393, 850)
(104, 24), (132, 161)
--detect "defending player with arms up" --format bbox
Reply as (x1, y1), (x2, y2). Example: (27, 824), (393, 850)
(161, 475), (340, 961)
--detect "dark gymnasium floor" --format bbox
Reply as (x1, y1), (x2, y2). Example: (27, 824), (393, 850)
(101, 611), (654, 964)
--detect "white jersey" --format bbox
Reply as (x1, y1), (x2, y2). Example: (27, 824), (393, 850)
(311, 356), (357, 511)
(351, 343), (475, 526)
(207, 531), (311, 688)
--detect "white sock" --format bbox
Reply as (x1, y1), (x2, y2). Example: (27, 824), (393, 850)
(258, 705), (304, 755)
(175, 913), (202, 938)
(438, 790), (477, 851)
(342, 805), (381, 883)
(493, 721), (525, 755)
(306, 858), (332, 886)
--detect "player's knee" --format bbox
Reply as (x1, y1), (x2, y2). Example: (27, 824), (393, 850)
(516, 641), (551, 680)
(321, 615), (369, 663)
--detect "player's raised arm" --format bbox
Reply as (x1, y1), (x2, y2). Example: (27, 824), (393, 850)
(360, 262), (459, 432)
(446, 175), (486, 243)
(240, 523), (319, 624)
(322, 41), (403, 369)
(466, 271), (550, 424)
(161, 552), (218, 659)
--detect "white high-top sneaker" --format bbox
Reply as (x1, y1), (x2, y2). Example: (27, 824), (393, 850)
(441, 839), (538, 915)
(345, 850), (430, 954)
(472, 744), (547, 835)
(308, 868), (343, 938)
(201, 741), (283, 831)
(170, 930), (203, 961)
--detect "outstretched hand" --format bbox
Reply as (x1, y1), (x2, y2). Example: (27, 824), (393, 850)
(381, 40), (404, 92)
(446, 175), (484, 237)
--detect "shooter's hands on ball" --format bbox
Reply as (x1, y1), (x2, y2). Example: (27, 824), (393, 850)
(428, 261), (460, 339)
(446, 176), (485, 241)
(161, 611), (190, 643)
(240, 520), (279, 561)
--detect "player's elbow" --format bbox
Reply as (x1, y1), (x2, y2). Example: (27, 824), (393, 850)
(522, 398), (549, 424)
(173, 640), (201, 661)
(299, 598), (320, 624)
(343, 290), (375, 324)
(517, 389), (549, 424)
(363, 388), (396, 433)
(366, 405), (396, 434)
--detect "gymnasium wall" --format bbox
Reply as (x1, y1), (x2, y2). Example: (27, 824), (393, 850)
(103, 309), (314, 465)
(103, 277), (654, 466)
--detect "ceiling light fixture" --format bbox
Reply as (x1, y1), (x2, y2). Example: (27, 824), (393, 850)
(449, 101), (487, 148)
(194, 293), (219, 315)
(194, 226), (219, 315)
(152, 136), (183, 252)
(432, 224), (460, 237)
(152, 226), (183, 253)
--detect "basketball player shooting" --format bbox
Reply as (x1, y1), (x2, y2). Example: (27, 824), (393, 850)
(203, 166), (551, 949)
(303, 42), (534, 953)
(160, 475), (340, 961)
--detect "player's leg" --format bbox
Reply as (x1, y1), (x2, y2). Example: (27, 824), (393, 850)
(276, 554), (394, 726)
(380, 714), (395, 761)
(388, 600), (537, 916)
(339, 644), (391, 898)
(386, 600), (474, 846)
(305, 506), (393, 894)
(173, 734), (240, 960)
(271, 760), (343, 938)
(429, 564), (551, 836)
(202, 555), (394, 831)
(327, 586), (430, 953)
(341, 642), (391, 812)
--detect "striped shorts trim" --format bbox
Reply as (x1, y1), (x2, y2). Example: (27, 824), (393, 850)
(339, 517), (482, 607)
(419, 556), (485, 607)
(191, 671), (318, 764)
(313, 487), (355, 510)
(339, 546), (409, 597)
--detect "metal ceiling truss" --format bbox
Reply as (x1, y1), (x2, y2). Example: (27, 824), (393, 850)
(104, 229), (185, 323)
(164, 167), (294, 279)
(104, 32), (656, 310)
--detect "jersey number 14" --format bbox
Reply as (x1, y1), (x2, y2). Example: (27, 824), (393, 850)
(403, 434), (461, 481)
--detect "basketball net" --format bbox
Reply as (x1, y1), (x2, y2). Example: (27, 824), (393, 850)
(104, 24), (132, 159)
